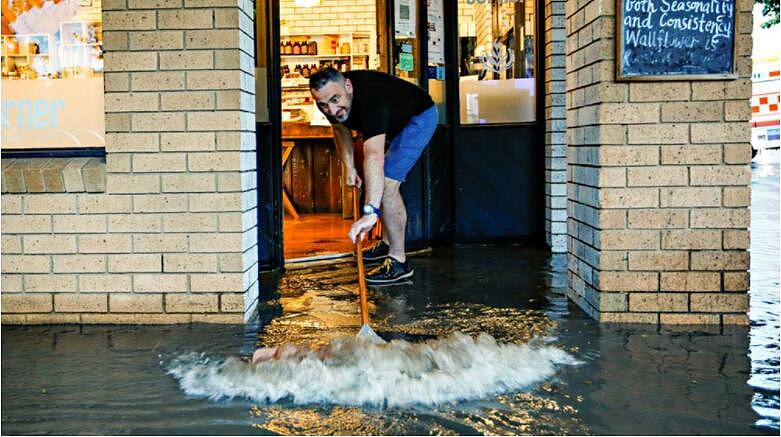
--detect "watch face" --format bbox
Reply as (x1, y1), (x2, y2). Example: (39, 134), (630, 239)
(362, 205), (373, 214)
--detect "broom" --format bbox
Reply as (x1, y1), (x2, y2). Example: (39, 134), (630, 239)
(352, 186), (386, 343)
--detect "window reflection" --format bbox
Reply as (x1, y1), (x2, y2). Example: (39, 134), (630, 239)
(458, 0), (535, 124)
(2, 0), (104, 149)
(2, 0), (103, 81)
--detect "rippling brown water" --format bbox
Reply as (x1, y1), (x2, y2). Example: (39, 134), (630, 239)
(2, 153), (778, 435)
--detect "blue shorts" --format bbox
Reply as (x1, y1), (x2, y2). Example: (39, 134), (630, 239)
(384, 105), (438, 182)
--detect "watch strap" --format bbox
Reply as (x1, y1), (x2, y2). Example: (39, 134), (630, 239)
(363, 204), (381, 217)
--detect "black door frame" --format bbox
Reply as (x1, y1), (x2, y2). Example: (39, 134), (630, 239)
(256, 0), (284, 272)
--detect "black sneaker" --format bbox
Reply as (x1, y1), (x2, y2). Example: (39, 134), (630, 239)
(360, 240), (390, 262)
(365, 257), (413, 285)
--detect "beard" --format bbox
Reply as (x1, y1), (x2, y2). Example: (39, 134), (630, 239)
(334, 92), (353, 122)
(334, 109), (350, 123)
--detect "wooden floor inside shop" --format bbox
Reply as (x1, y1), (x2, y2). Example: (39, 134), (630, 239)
(284, 213), (354, 261)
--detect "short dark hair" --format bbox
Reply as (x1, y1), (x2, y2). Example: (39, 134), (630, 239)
(309, 67), (344, 91)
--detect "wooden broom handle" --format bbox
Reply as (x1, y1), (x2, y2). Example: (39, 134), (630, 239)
(352, 186), (370, 325)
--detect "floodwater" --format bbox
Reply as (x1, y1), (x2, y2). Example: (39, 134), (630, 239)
(2, 152), (779, 435)
(748, 149), (781, 430)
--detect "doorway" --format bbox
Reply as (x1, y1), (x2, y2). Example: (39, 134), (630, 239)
(256, 0), (545, 271)
(276, 2), (382, 262)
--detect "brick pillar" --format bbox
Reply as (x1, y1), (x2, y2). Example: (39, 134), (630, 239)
(101, 0), (258, 322)
(565, 0), (753, 324)
(545, 0), (568, 253)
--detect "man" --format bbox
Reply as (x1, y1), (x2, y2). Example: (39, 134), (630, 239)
(309, 68), (437, 285)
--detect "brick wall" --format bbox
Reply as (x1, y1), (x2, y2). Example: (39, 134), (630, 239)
(280, 0), (376, 35)
(545, 0), (567, 252)
(565, 0), (753, 324)
(1, 0), (258, 324)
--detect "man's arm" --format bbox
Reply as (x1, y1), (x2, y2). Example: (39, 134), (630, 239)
(332, 124), (360, 186)
(361, 133), (386, 209)
(347, 133), (385, 243)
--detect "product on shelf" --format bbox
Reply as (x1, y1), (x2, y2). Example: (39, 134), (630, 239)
(280, 33), (373, 122)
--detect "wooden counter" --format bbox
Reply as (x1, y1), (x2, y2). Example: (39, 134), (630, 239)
(281, 122), (360, 218)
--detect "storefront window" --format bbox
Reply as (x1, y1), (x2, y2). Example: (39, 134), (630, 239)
(458, 0), (535, 124)
(2, 0), (104, 150)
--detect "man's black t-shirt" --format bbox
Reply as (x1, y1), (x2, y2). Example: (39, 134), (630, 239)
(328, 70), (434, 140)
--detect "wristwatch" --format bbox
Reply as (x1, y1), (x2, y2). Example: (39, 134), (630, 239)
(362, 204), (381, 217)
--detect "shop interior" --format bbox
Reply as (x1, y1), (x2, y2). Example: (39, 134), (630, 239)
(457, 0), (536, 124)
(277, 0), (384, 261)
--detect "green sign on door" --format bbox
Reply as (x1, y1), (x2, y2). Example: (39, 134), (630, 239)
(399, 52), (414, 72)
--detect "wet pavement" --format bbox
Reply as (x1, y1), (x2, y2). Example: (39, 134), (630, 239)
(1, 151), (779, 435)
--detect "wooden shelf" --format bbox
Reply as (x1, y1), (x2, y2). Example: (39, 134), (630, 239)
(281, 32), (376, 120)
(282, 122), (333, 139)
(282, 54), (351, 59)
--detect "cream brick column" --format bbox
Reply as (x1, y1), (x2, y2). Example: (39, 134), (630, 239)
(100, 0), (256, 323)
(565, 0), (753, 324)
(545, 0), (568, 253)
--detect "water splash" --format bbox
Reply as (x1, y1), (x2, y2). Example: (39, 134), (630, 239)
(165, 332), (579, 407)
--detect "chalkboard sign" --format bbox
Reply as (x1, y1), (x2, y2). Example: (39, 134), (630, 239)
(617, 0), (737, 80)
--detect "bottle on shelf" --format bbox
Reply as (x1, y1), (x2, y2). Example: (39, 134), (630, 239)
(309, 41), (317, 55)
(294, 64), (302, 75)
(310, 64), (318, 75)
(292, 41), (301, 55)
(301, 40), (309, 55)
(302, 64), (310, 77)
(283, 41), (292, 55)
